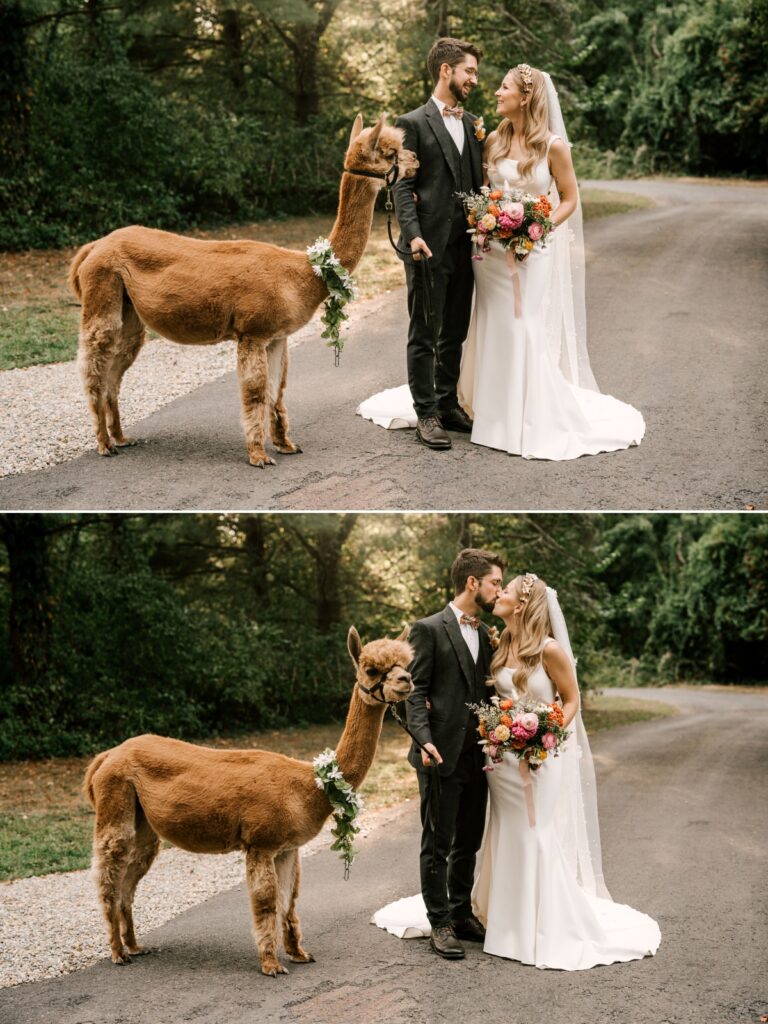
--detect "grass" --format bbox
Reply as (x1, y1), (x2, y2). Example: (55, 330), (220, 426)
(0, 692), (674, 883)
(0, 190), (651, 372)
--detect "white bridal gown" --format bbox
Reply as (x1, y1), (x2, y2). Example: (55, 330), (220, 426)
(357, 140), (646, 460)
(372, 651), (661, 970)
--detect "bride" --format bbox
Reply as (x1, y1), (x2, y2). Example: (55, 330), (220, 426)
(372, 573), (661, 970)
(357, 66), (646, 460)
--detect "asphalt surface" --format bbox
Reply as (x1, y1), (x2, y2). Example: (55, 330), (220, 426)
(0, 179), (766, 511)
(2, 686), (766, 1024)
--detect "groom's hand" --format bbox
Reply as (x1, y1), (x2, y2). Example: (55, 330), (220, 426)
(421, 742), (443, 767)
(410, 237), (432, 261)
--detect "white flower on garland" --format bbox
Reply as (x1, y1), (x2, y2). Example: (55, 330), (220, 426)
(312, 747), (365, 877)
(306, 237), (356, 358)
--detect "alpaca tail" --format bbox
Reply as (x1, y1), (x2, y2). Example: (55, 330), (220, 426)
(83, 749), (111, 807)
(68, 241), (97, 301)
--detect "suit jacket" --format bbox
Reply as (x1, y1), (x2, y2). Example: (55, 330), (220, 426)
(392, 99), (484, 264)
(405, 604), (492, 776)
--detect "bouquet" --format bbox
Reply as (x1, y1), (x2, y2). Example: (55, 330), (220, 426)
(458, 185), (555, 261)
(467, 695), (569, 771)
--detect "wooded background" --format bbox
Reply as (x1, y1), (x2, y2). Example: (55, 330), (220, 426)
(0, 512), (765, 759)
(1, 0), (766, 250)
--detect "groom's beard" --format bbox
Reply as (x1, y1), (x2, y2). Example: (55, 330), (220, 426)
(476, 596), (497, 614)
(449, 76), (473, 106)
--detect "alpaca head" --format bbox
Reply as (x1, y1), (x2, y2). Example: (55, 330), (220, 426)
(345, 114), (419, 184)
(347, 625), (414, 707)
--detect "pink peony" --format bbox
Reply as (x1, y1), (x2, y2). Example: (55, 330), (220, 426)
(500, 201), (524, 228)
(497, 212), (516, 232)
(528, 222), (543, 241)
(511, 718), (537, 741)
(521, 712), (540, 732)
(488, 729), (498, 743)
(542, 732), (557, 750)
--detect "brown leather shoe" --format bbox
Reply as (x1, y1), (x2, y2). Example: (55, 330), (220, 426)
(416, 416), (452, 450)
(429, 925), (465, 959)
(438, 406), (473, 433)
(451, 914), (486, 942)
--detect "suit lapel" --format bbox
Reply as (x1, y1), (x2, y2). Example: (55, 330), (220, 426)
(463, 112), (483, 189)
(425, 100), (460, 185)
(442, 605), (475, 690)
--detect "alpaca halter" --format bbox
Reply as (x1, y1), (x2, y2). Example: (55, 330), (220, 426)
(357, 664), (405, 704)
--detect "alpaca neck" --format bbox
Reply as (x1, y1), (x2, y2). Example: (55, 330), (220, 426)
(334, 687), (386, 790)
(328, 174), (378, 274)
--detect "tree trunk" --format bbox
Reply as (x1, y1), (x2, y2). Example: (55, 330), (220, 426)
(220, 6), (247, 108)
(0, 1), (29, 171)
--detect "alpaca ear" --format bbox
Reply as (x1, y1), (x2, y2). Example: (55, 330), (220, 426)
(349, 114), (364, 147)
(395, 624), (410, 642)
(365, 113), (385, 152)
(347, 626), (363, 666)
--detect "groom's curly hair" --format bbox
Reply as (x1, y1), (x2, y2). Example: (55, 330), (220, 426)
(427, 38), (483, 83)
(451, 548), (505, 594)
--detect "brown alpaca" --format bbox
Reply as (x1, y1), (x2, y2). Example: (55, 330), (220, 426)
(83, 626), (413, 976)
(68, 116), (417, 467)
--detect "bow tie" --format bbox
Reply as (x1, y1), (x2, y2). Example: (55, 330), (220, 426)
(442, 105), (464, 119)
(460, 614), (480, 629)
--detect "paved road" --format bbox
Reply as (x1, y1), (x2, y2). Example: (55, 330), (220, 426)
(2, 687), (766, 1024)
(1, 179), (766, 511)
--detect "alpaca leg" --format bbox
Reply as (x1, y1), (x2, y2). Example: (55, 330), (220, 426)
(267, 336), (302, 455)
(77, 270), (125, 456)
(237, 339), (275, 468)
(119, 812), (160, 955)
(245, 848), (287, 976)
(91, 782), (138, 964)
(275, 848), (314, 964)
(105, 301), (146, 448)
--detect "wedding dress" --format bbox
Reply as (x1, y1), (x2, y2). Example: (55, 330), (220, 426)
(455, 149), (645, 459)
(372, 639), (661, 970)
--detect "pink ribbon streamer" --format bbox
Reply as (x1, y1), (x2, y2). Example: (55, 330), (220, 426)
(518, 760), (536, 828)
(505, 248), (523, 318)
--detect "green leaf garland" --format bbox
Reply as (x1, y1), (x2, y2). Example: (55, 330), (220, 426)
(306, 237), (356, 361)
(312, 748), (364, 878)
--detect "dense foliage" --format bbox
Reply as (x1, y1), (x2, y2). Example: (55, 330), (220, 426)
(0, 513), (764, 760)
(1, 0), (764, 250)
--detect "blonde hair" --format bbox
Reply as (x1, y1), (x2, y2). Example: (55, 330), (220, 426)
(488, 575), (551, 697)
(487, 65), (550, 184)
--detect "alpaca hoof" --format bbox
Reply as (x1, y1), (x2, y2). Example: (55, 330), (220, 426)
(125, 944), (149, 956)
(249, 453), (276, 468)
(98, 445), (118, 457)
(113, 435), (138, 448)
(274, 441), (302, 455)
(112, 953), (131, 965)
(261, 962), (288, 977)
(289, 950), (315, 963)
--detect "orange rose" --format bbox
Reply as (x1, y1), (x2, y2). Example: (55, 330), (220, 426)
(488, 203), (501, 217)
(489, 190), (503, 201)
(512, 740), (527, 750)
(468, 211), (476, 226)
(500, 714), (513, 727)
(499, 699), (513, 710)
(479, 722), (487, 738)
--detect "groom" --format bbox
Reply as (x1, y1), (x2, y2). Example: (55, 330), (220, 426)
(405, 548), (504, 959)
(392, 38), (485, 450)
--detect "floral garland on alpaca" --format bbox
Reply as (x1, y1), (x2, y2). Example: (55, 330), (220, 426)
(312, 748), (365, 878)
(306, 238), (356, 363)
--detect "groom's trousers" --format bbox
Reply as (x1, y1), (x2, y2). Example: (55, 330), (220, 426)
(405, 223), (474, 420)
(416, 738), (487, 928)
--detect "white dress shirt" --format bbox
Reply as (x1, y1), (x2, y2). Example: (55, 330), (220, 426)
(431, 95), (465, 155)
(449, 601), (479, 662)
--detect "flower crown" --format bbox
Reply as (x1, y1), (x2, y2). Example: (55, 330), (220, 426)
(516, 63), (534, 93)
(518, 572), (539, 605)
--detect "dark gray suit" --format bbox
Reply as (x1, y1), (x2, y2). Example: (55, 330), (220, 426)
(392, 100), (484, 419)
(405, 604), (490, 927)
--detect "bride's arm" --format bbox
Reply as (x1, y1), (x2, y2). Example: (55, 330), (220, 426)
(481, 132), (497, 187)
(547, 139), (578, 226)
(542, 641), (580, 726)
